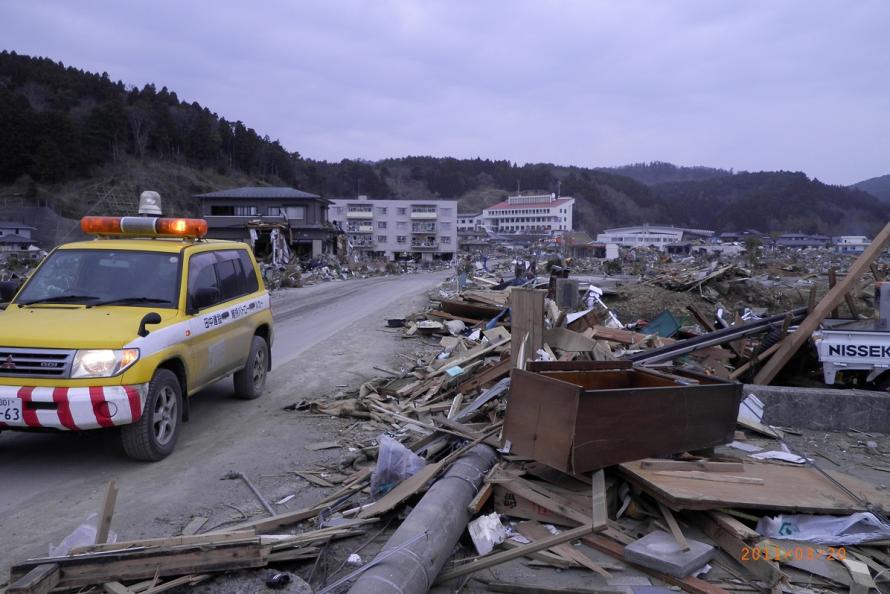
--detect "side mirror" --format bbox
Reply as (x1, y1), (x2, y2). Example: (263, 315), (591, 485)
(0, 281), (21, 303)
(138, 312), (162, 338)
(192, 287), (220, 312)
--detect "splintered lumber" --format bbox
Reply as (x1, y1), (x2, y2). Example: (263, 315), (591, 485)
(640, 459), (745, 473)
(510, 289), (546, 368)
(690, 512), (783, 586)
(651, 470), (764, 485)
(429, 338), (509, 377)
(729, 341), (782, 379)
(435, 524), (595, 583)
(6, 563), (60, 594)
(484, 583), (625, 594)
(657, 502), (690, 551)
(517, 521), (611, 578)
(582, 533), (731, 594)
(102, 583), (132, 594)
(357, 461), (443, 519)
(499, 476), (599, 528)
(754, 222), (890, 384)
(457, 356), (512, 394)
(9, 541), (267, 589)
(620, 460), (890, 513)
(96, 480), (118, 544)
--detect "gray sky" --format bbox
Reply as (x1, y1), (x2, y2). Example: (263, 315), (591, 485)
(2, 1), (888, 185)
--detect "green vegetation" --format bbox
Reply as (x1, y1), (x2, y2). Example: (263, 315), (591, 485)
(852, 174), (890, 203)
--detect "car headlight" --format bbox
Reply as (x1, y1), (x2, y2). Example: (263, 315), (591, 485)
(71, 349), (140, 378)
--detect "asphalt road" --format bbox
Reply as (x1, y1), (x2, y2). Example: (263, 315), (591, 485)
(0, 271), (448, 571)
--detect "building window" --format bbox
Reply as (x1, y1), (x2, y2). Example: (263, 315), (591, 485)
(441, 236), (451, 244)
(396, 235), (407, 244)
(268, 206), (306, 219)
(234, 206), (258, 216)
(377, 235), (387, 243)
(210, 205), (235, 216)
(376, 207), (387, 215)
(397, 207), (407, 215)
(377, 221), (387, 229)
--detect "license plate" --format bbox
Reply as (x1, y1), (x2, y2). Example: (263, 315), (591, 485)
(0, 397), (22, 423)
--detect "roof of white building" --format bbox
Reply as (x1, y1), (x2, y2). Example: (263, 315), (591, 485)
(485, 197), (573, 211)
(601, 225), (714, 236)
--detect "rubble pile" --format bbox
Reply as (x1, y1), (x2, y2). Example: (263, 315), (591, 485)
(12, 242), (890, 593)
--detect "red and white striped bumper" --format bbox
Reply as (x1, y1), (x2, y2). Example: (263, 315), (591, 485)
(0, 384), (148, 431)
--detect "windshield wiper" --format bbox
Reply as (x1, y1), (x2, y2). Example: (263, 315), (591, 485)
(18, 294), (100, 307)
(87, 297), (174, 307)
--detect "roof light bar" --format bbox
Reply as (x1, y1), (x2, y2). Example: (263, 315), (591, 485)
(81, 216), (208, 238)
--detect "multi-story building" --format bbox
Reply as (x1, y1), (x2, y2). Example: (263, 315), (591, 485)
(833, 235), (870, 254)
(775, 233), (831, 249)
(195, 186), (340, 257)
(481, 193), (574, 236)
(596, 225), (714, 249)
(328, 197), (458, 261)
(457, 212), (483, 231)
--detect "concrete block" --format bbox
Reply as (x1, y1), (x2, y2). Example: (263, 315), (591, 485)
(744, 384), (890, 433)
(623, 530), (715, 578)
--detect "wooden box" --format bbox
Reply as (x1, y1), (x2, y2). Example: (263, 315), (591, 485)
(503, 361), (741, 474)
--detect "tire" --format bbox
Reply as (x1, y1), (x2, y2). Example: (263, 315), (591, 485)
(233, 335), (269, 400)
(121, 369), (182, 461)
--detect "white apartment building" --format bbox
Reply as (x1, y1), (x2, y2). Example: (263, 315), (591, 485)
(481, 193), (574, 236)
(833, 235), (870, 254)
(596, 225), (714, 249)
(457, 212), (482, 231)
(329, 196), (458, 261)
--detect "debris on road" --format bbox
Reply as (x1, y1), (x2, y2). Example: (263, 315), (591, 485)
(11, 241), (890, 593)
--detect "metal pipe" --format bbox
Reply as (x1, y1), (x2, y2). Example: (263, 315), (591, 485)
(625, 307), (807, 365)
(346, 444), (498, 594)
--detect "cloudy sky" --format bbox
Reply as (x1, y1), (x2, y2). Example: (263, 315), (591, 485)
(2, 1), (888, 184)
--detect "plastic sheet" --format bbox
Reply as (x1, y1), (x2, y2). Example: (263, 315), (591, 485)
(370, 434), (426, 498)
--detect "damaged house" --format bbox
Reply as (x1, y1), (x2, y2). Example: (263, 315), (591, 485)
(195, 186), (341, 259)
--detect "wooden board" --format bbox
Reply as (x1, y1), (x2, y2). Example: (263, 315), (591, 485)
(510, 289), (545, 368)
(620, 460), (890, 513)
(6, 563), (60, 594)
(754, 221), (890, 384)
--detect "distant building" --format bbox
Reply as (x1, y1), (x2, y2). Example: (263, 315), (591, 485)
(457, 212), (483, 231)
(195, 186), (339, 257)
(481, 193), (574, 236)
(718, 229), (769, 244)
(596, 225), (714, 250)
(328, 197), (458, 262)
(0, 221), (36, 252)
(775, 233), (831, 249)
(833, 235), (870, 254)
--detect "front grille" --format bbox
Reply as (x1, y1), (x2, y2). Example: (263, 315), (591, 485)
(0, 347), (74, 378)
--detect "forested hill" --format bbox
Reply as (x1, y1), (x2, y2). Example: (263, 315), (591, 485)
(0, 51), (884, 235)
(598, 161), (732, 185)
(852, 174), (890, 203)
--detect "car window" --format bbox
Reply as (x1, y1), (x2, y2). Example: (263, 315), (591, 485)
(187, 252), (219, 309)
(238, 250), (259, 293)
(216, 257), (243, 301)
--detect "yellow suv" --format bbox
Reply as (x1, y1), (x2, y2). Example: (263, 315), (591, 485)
(0, 215), (273, 461)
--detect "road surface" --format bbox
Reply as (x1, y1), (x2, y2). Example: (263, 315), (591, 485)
(0, 271), (448, 570)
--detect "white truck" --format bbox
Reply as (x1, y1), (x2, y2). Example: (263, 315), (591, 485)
(813, 319), (890, 387)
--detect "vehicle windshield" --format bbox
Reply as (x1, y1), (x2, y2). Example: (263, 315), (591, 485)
(16, 249), (181, 308)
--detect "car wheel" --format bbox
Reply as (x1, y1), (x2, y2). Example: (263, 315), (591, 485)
(121, 369), (182, 461)
(233, 335), (268, 400)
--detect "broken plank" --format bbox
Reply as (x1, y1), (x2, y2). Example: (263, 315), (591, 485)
(10, 542), (267, 589)
(657, 501), (690, 551)
(690, 512), (782, 586)
(484, 583), (625, 594)
(6, 563), (60, 594)
(651, 470), (764, 485)
(96, 479), (119, 544)
(306, 441), (340, 451)
(517, 520), (611, 578)
(467, 482), (494, 515)
(435, 525), (594, 583)
(754, 222), (890, 384)
(103, 583), (132, 594)
(640, 459), (745, 473)
(358, 461), (443, 519)
(295, 471), (336, 488)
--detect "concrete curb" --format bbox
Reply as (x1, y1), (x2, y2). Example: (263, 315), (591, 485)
(743, 384), (890, 433)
